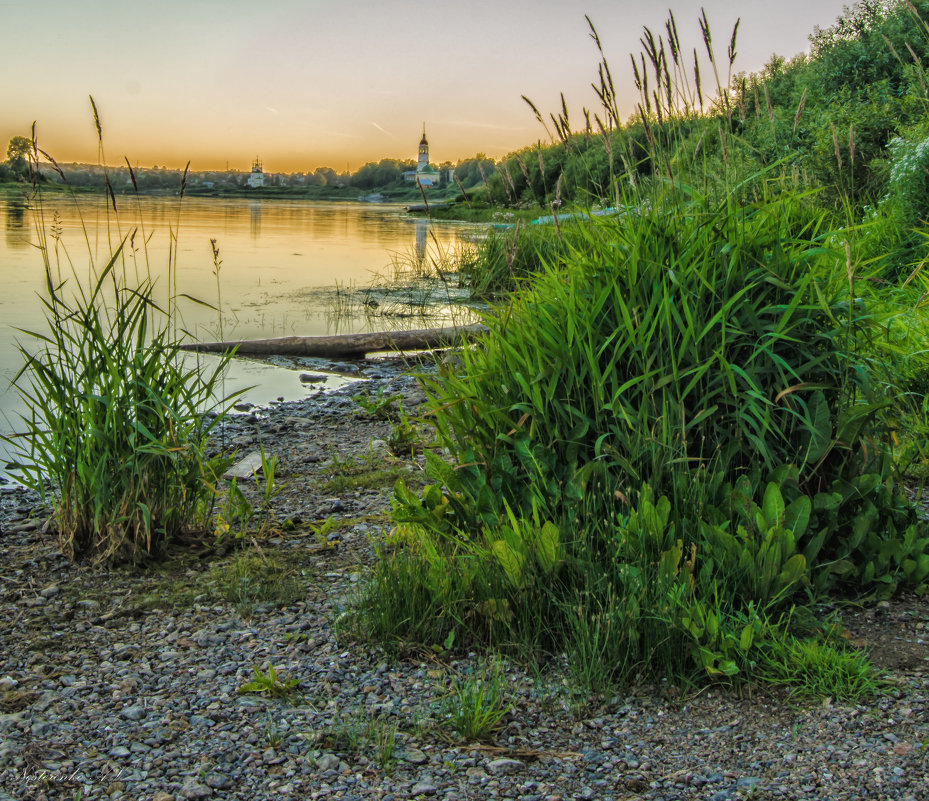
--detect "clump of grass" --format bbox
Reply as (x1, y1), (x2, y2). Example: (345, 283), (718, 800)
(757, 634), (881, 701)
(314, 712), (398, 769)
(4, 111), (236, 566)
(319, 449), (407, 495)
(360, 188), (927, 696)
(211, 548), (303, 616)
(441, 659), (512, 742)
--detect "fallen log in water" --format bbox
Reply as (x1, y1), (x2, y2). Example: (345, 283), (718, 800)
(180, 323), (488, 358)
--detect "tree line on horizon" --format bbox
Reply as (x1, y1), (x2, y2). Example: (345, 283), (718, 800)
(0, 132), (499, 196)
(4, 0), (925, 212)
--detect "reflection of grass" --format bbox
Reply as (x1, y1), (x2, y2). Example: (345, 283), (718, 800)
(314, 238), (484, 333)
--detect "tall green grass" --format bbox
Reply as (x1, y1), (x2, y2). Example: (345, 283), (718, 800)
(4, 113), (235, 565)
(355, 9), (929, 697)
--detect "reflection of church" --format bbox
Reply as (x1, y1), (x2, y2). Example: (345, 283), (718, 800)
(403, 125), (440, 188)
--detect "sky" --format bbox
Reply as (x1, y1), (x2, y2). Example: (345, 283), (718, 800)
(1, 0), (855, 174)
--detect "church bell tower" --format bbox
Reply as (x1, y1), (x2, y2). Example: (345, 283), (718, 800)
(417, 124), (429, 172)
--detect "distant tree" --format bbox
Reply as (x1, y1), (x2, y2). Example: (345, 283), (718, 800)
(314, 167), (338, 186)
(455, 154), (497, 188)
(352, 158), (407, 189)
(4, 135), (31, 181)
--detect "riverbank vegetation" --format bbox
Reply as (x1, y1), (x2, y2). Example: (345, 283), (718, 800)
(3, 118), (240, 566)
(355, 0), (929, 699)
(5, 0), (929, 704)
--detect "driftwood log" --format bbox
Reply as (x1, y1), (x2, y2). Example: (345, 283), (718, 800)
(180, 323), (488, 358)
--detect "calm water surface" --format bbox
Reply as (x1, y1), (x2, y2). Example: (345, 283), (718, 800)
(0, 190), (482, 460)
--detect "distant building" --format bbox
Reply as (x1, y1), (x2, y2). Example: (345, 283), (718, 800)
(247, 157), (265, 188)
(404, 125), (441, 189)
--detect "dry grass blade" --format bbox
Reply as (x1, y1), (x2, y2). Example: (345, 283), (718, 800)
(693, 49), (704, 109)
(793, 88), (808, 135)
(830, 121), (843, 169)
(124, 156), (139, 193)
(180, 160), (190, 199)
(522, 95), (554, 141)
(38, 148), (67, 183)
(728, 18), (740, 67)
(666, 12), (682, 66)
(454, 173), (470, 206)
(90, 95), (103, 141)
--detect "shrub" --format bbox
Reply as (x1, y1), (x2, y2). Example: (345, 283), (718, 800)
(360, 191), (928, 691)
(428, 195), (862, 526)
(7, 244), (232, 564)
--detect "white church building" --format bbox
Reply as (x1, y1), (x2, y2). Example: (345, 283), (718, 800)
(403, 126), (440, 188)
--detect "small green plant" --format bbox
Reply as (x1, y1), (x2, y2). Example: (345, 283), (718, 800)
(442, 660), (511, 742)
(757, 632), (881, 701)
(252, 445), (282, 534)
(215, 477), (253, 540)
(211, 548), (303, 616)
(262, 711), (284, 747)
(238, 664), (299, 699)
(370, 717), (398, 769)
(314, 713), (397, 769)
(387, 403), (432, 457)
(310, 515), (339, 548)
(352, 389), (404, 420)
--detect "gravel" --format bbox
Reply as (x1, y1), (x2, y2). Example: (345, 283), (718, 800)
(1, 354), (928, 800)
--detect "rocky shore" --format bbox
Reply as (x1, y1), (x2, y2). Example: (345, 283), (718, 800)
(1, 355), (928, 801)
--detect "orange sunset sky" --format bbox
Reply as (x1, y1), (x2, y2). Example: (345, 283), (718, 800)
(2, 0), (852, 174)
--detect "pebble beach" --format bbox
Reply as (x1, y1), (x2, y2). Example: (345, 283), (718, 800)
(1, 356), (928, 801)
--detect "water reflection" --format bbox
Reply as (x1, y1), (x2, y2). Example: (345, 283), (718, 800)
(249, 201), (261, 240)
(414, 218), (428, 266)
(4, 197), (30, 249)
(0, 194), (486, 452)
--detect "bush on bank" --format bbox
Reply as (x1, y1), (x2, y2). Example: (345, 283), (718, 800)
(357, 190), (929, 692)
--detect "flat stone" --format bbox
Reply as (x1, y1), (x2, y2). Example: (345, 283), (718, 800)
(179, 776), (213, 799)
(487, 757), (524, 775)
(30, 721), (54, 737)
(402, 747), (428, 764)
(205, 772), (230, 789)
(316, 753), (341, 771)
(222, 451), (265, 481)
(121, 705), (146, 721)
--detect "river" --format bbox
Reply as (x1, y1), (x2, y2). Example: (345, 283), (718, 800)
(0, 189), (483, 466)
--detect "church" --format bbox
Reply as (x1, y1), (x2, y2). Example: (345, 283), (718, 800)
(403, 126), (440, 188)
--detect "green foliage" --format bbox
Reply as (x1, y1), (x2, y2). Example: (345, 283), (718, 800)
(352, 389), (405, 420)
(883, 129), (929, 225)
(428, 195), (863, 526)
(210, 549), (303, 616)
(441, 660), (511, 742)
(6, 244), (233, 564)
(351, 158), (413, 190)
(757, 631), (881, 701)
(238, 664), (299, 698)
(361, 192), (926, 693)
(4, 135), (31, 181)
(355, 6), (929, 699)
